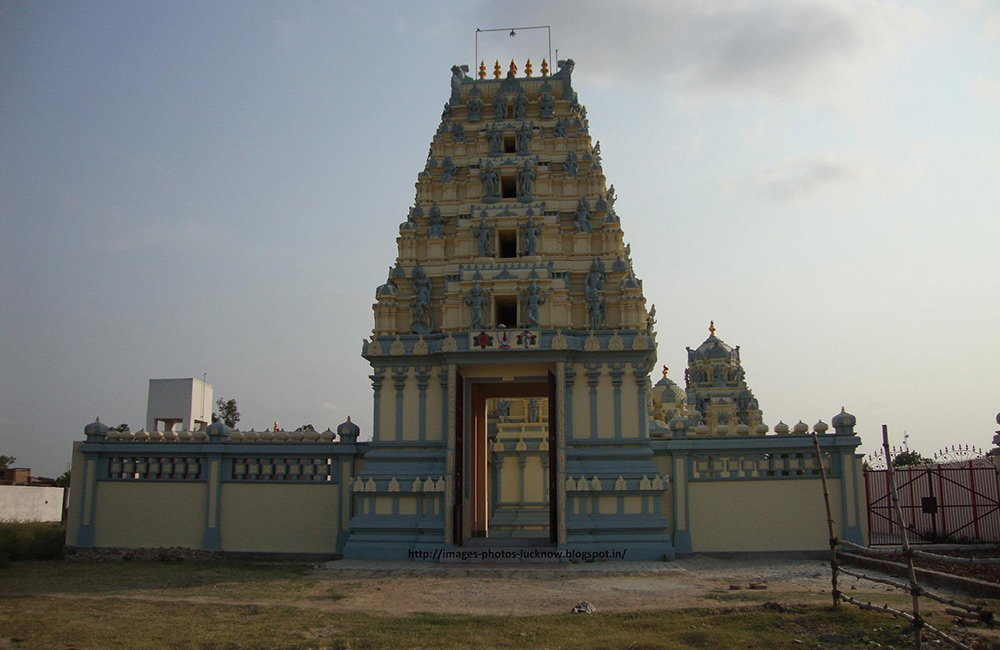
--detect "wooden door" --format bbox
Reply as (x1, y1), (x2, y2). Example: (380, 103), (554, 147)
(548, 370), (558, 544)
(453, 372), (464, 545)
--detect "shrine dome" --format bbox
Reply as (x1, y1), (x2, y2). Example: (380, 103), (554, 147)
(652, 367), (686, 405)
(688, 321), (738, 361)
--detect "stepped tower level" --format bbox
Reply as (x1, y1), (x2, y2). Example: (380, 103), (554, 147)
(343, 59), (673, 560)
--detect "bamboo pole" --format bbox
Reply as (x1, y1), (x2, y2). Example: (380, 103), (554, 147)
(839, 596), (972, 650)
(837, 539), (900, 556)
(882, 424), (924, 649)
(839, 565), (990, 617)
(912, 548), (1000, 565)
(812, 431), (839, 609)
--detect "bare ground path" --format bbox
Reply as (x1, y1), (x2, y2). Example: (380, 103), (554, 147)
(307, 556), (863, 614)
(4, 556), (1000, 649)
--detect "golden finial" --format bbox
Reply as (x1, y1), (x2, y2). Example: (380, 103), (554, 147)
(524, 58), (532, 77)
(493, 60), (502, 79)
(709, 320), (716, 337)
(540, 58), (549, 76)
(273, 421), (279, 432)
(478, 61), (486, 80)
(509, 59), (517, 76)
(662, 365), (669, 380)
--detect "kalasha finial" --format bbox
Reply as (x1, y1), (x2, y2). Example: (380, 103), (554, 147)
(540, 59), (549, 76)
(524, 58), (533, 77)
(273, 421), (279, 432)
(709, 320), (716, 337)
(478, 61), (486, 80)
(493, 60), (502, 79)
(662, 365), (669, 380)
(509, 59), (518, 76)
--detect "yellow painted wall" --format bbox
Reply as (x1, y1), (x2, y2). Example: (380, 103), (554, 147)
(401, 373), (419, 441)
(597, 371), (614, 439)
(94, 482), (206, 549)
(220, 483), (340, 554)
(620, 378), (639, 439)
(569, 363), (588, 440)
(398, 496), (417, 515)
(524, 456), (545, 502)
(378, 380), (394, 442)
(499, 460), (519, 502)
(687, 479), (843, 552)
(426, 368), (443, 441)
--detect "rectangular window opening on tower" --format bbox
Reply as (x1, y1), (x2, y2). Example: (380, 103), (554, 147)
(503, 135), (516, 153)
(495, 295), (518, 328)
(498, 230), (517, 258)
(501, 175), (517, 199)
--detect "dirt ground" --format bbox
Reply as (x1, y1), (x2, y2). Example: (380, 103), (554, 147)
(312, 556), (879, 615)
(8, 555), (1000, 650)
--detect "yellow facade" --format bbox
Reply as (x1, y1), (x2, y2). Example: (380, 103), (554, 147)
(95, 482), (206, 549)
(220, 484), (340, 554)
(687, 479), (844, 552)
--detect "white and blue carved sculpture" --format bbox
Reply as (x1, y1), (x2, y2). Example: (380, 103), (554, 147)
(481, 161), (499, 203)
(520, 279), (546, 328)
(520, 215), (541, 257)
(410, 264), (434, 334)
(584, 258), (606, 330)
(463, 279), (491, 330)
(472, 212), (494, 257)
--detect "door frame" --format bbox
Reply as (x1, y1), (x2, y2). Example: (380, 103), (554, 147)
(454, 375), (557, 545)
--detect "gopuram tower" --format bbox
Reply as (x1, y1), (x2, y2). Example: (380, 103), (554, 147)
(343, 58), (674, 560)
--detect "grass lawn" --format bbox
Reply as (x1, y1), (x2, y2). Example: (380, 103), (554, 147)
(0, 560), (992, 649)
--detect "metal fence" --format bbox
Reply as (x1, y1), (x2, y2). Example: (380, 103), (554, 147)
(864, 462), (1000, 545)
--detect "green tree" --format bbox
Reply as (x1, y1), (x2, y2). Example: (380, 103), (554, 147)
(295, 424), (316, 432)
(892, 449), (930, 467)
(55, 470), (71, 487)
(0, 455), (16, 472)
(214, 398), (240, 429)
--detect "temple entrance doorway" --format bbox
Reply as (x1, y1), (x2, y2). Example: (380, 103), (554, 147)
(459, 373), (557, 545)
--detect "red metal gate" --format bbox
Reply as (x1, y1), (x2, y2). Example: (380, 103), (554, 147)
(864, 462), (1000, 545)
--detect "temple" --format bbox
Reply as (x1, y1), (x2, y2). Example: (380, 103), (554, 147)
(65, 58), (866, 560)
(342, 58), (676, 559)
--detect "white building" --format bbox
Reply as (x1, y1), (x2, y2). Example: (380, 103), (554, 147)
(145, 378), (213, 432)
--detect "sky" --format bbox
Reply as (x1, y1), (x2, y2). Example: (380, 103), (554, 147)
(2, 1), (998, 477)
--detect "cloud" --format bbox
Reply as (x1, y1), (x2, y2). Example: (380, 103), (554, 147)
(983, 10), (1000, 41)
(971, 75), (1000, 103)
(726, 150), (876, 202)
(479, 0), (926, 108)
